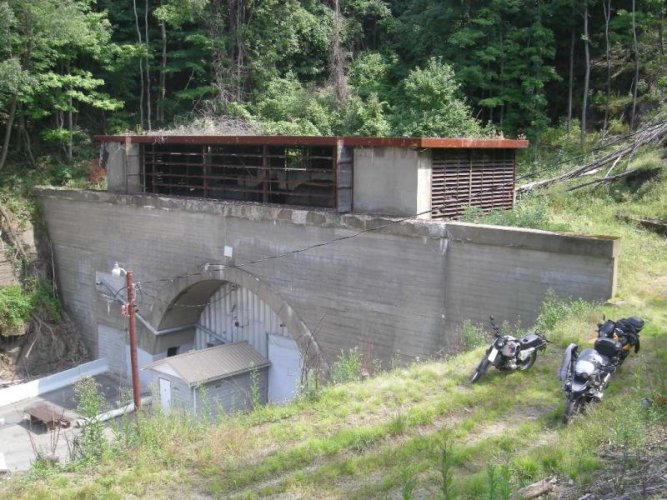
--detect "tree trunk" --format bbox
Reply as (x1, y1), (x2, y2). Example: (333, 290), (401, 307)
(0, 95), (18, 171)
(145, 0), (152, 131)
(659, 6), (665, 99)
(331, 0), (347, 107)
(19, 115), (35, 167)
(581, 0), (590, 148)
(567, 5), (575, 136)
(235, 0), (243, 101)
(159, 18), (166, 123)
(67, 97), (73, 163)
(602, 0), (612, 137)
(630, 0), (639, 130)
(133, 0), (145, 130)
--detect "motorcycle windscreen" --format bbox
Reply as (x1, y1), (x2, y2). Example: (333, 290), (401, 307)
(558, 343), (578, 382)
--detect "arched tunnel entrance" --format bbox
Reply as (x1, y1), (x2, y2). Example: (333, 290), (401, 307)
(195, 282), (301, 403)
(147, 267), (325, 405)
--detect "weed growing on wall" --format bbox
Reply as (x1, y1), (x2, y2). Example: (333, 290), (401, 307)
(249, 364), (261, 410)
(535, 290), (592, 340)
(331, 347), (361, 384)
(461, 320), (487, 350)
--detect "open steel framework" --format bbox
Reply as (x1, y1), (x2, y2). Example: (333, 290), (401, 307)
(97, 135), (527, 218)
(143, 143), (346, 209)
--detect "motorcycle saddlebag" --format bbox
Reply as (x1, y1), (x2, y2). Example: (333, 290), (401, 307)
(594, 337), (622, 358)
(520, 333), (544, 349)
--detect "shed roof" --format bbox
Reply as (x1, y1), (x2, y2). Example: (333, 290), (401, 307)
(143, 341), (270, 387)
(95, 134), (529, 149)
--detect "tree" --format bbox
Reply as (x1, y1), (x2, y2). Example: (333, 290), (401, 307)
(391, 58), (482, 137)
(0, 0), (121, 168)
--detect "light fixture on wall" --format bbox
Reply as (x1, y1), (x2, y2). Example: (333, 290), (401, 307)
(112, 262), (141, 411)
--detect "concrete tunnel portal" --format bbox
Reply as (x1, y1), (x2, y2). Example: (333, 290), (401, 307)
(145, 266), (326, 404)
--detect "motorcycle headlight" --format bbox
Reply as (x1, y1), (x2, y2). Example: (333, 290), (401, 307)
(574, 360), (595, 380)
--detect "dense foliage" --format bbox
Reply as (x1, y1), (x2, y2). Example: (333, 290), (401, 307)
(0, 0), (666, 166)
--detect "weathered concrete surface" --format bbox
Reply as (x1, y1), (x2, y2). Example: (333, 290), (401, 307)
(353, 147), (432, 218)
(37, 188), (618, 368)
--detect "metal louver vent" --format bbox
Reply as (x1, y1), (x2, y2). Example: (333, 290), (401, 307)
(431, 149), (515, 219)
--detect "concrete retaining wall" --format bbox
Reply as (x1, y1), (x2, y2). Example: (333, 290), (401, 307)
(0, 358), (109, 406)
(36, 188), (618, 368)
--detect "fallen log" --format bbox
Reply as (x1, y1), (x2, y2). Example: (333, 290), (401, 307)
(517, 119), (667, 194)
(616, 213), (667, 235)
(518, 477), (556, 498)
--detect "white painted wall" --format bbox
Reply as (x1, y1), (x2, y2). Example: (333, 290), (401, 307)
(0, 358), (109, 407)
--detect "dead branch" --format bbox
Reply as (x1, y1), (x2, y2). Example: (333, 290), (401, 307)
(567, 167), (642, 191)
(517, 120), (667, 193)
(518, 477), (556, 498)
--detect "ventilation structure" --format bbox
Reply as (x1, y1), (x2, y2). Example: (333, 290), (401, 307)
(431, 149), (515, 219)
(143, 143), (352, 211)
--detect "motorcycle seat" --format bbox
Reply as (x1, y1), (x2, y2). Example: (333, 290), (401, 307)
(520, 333), (544, 349)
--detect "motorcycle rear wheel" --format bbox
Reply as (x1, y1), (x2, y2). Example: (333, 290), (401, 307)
(517, 351), (538, 371)
(470, 358), (490, 384)
(563, 396), (583, 424)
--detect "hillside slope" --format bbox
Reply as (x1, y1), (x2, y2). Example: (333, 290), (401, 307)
(1, 155), (666, 499)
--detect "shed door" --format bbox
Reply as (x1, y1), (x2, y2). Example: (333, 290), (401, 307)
(267, 334), (301, 403)
(159, 378), (171, 413)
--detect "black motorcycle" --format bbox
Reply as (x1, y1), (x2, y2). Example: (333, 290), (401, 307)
(559, 316), (644, 423)
(470, 316), (548, 384)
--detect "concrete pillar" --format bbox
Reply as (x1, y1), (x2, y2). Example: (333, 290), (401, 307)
(102, 140), (142, 194)
(353, 146), (432, 218)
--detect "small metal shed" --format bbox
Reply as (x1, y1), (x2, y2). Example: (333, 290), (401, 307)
(143, 341), (270, 418)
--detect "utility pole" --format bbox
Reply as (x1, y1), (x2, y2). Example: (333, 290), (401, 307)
(126, 271), (142, 411)
(113, 262), (141, 411)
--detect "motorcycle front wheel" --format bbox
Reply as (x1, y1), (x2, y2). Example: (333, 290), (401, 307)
(517, 351), (538, 371)
(563, 396), (583, 424)
(470, 358), (491, 384)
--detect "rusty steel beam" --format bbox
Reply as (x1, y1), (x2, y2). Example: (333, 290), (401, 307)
(96, 135), (529, 149)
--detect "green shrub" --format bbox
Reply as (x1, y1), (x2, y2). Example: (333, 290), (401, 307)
(460, 193), (569, 232)
(461, 320), (487, 351)
(0, 284), (32, 336)
(72, 377), (108, 463)
(535, 290), (591, 332)
(0, 279), (61, 337)
(330, 347), (361, 385)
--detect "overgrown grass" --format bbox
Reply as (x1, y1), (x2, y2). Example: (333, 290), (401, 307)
(1, 149), (665, 498)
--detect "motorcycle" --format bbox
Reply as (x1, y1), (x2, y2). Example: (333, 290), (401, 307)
(597, 316), (644, 366)
(470, 316), (548, 384)
(558, 316), (644, 424)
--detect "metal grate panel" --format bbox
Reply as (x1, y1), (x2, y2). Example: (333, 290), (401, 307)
(431, 149), (515, 219)
(143, 143), (345, 210)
